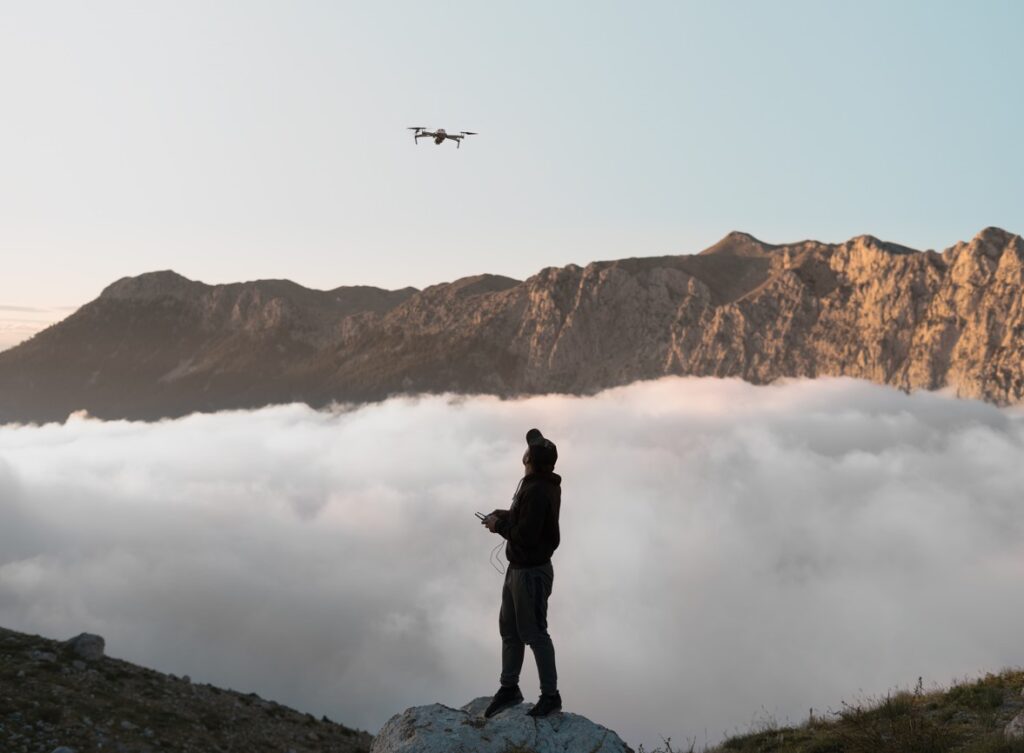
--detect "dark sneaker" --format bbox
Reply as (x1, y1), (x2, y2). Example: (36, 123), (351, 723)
(484, 685), (524, 718)
(527, 692), (562, 717)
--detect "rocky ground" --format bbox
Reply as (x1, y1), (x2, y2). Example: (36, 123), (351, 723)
(0, 625), (372, 753)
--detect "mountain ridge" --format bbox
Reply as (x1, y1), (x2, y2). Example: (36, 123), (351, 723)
(1, 228), (1021, 424)
(4, 621), (1024, 752)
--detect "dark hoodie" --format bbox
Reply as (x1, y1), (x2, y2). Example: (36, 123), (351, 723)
(495, 470), (561, 567)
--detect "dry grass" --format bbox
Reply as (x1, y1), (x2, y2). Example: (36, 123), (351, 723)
(703, 670), (1024, 753)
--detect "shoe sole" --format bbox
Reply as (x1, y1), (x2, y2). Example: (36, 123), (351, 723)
(527, 707), (562, 717)
(483, 698), (524, 718)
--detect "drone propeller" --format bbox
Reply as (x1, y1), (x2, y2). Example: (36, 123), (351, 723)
(460, 131), (477, 135)
(407, 126), (425, 131)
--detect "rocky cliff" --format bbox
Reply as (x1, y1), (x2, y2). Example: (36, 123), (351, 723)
(0, 228), (1021, 423)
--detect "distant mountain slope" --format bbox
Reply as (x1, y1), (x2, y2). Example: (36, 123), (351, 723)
(0, 624), (372, 752)
(0, 227), (1021, 423)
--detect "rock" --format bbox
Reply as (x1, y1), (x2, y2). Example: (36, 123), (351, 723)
(3, 227), (1024, 426)
(30, 650), (57, 663)
(1007, 711), (1024, 740)
(64, 633), (105, 661)
(370, 697), (633, 753)
(51, 747), (78, 753)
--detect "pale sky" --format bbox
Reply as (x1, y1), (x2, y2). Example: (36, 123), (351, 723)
(2, 1), (1022, 348)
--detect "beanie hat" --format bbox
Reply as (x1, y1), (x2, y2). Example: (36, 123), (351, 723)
(526, 428), (558, 469)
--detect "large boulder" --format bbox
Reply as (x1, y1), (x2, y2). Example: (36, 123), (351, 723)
(370, 696), (633, 753)
(64, 632), (105, 661)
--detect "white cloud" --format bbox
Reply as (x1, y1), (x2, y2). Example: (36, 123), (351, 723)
(1, 376), (1023, 749)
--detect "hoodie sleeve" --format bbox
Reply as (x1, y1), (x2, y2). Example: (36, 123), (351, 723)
(494, 512), (510, 538)
(500, 485), (547, 548)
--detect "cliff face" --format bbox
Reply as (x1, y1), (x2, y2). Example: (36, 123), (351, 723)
(0, 228), (1021, 423)
(666, 227), (1024, 405)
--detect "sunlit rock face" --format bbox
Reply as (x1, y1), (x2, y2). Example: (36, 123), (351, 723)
(667, 227), (1024, 406)
(0, 228), (1021, 423)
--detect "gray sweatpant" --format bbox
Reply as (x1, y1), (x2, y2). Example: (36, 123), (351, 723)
(499, 561), (557, 695)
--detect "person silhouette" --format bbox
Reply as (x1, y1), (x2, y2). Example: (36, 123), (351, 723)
(480, 428), (562, 718)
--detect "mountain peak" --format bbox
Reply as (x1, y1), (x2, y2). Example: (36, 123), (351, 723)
(848, 234), (918, 255)
(699, 231), (776, 256)
(418, 273), (521, 299)
(447, 273), (521, 295)
(974, 226), (1016, 245)
(99, 270), (207, 301)
(724, 230), (763, 243)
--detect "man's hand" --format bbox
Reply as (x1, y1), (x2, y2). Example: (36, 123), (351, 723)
(481, 514), (500, 533)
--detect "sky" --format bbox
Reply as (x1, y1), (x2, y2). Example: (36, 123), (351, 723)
(2, 1), (1023, 349)
(2, 376), (1024, 749)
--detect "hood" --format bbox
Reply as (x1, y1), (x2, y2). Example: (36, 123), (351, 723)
(525, 470), (561, 486)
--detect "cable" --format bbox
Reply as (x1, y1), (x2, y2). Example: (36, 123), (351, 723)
(485, 476), (525, 575)
(489, 539), (506, 574)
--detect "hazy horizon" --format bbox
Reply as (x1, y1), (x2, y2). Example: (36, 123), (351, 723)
(3, 376), (1024, 749)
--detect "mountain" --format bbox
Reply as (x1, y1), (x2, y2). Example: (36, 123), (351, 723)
(6, 621), (1024, 753)
(0, 624), (372, 752)
(0, 228), (1021, 424)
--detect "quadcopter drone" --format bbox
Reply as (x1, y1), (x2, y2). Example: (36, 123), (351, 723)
(407, 127), (478, 149)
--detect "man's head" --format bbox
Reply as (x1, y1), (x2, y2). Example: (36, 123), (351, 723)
(523, 428), (558, 473)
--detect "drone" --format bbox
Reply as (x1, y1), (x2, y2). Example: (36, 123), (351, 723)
(407, 127), (478, 149)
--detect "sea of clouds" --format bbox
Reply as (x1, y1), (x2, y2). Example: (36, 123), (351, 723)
(1, 375), (1023, 749)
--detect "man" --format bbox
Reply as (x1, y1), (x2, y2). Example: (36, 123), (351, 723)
(480, 428), (562, 718)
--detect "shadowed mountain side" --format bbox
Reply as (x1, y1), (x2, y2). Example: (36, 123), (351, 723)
(0, 228), (1022, 423)
(0, 624), (373, 752)
(0, 273), (422, 422)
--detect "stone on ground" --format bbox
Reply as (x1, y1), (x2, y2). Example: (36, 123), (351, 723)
(64, 633), (105, 661)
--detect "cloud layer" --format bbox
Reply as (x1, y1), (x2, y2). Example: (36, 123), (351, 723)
(1, 376), (1023, 749)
